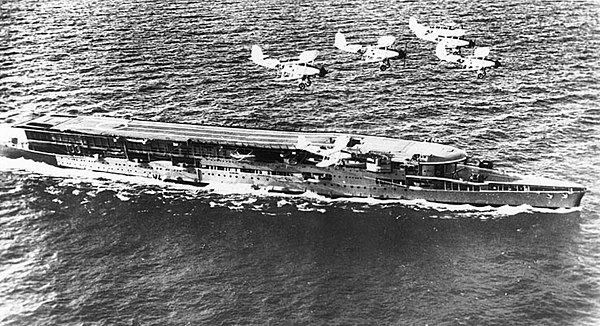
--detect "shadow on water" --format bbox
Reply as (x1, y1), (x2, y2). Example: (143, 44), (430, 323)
(11, 178), (591, 326)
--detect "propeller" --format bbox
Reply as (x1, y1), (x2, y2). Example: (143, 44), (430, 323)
(319, 66), (328, 77)
(395, 41), (409, 67)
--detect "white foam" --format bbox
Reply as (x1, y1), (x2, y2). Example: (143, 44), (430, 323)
(115, 193), (131, 201)
(0, 156), (582, 217)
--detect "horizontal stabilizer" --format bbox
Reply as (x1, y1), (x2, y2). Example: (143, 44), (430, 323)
(254, 58), (280, 69)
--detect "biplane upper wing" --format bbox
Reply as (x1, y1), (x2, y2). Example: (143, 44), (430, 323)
(377, 35), (396, 48)
(472, 47), (490, 58)
(298, 50), (319, 64)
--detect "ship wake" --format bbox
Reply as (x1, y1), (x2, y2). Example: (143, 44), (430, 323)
(0, 157), (582, 218)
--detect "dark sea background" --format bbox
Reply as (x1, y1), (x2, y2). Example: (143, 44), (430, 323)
(1, 0), (599, 325)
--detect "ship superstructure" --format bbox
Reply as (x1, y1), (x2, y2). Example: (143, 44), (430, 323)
(1, 114), (586, 208)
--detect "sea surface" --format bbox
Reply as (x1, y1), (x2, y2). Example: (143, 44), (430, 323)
(1, 0), (599, 325)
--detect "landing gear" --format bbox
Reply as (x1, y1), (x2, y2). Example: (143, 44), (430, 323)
(379, 59), (391, 71)
(298, 76), (311, 90)
(477, 68), (487, 79)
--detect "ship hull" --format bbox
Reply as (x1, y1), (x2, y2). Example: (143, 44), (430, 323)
(0, 145), (583, 209)
(1, 142), (58, 166)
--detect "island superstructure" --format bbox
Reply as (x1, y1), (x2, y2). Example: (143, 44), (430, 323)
(1, 114), (585, 208)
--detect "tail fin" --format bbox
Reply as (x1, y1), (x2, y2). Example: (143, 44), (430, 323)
(332, 135), (350, 151)
(250, 45), (265, 63)
(408, 17), (418, 30)
(334, 31), (347, 51)
(250, 45), (280, 69)
(334, 31), (363, 53)
(296, 135), (310, 149)
(408, 16), (426, 37)
(435, 42), (448, 61)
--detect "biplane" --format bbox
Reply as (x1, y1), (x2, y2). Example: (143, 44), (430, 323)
(334, 31), (406, 71)
(435, 42), (501, 78)
(409, 17), (475, 53)
(250, 45), (328, 90)
(296, 135), (352, 167)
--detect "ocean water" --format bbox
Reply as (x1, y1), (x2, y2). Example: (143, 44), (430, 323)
(1, 0), (599, 325)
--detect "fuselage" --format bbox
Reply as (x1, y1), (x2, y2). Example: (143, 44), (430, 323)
(277, 63), (321, 80)
(410, 18), (466, 39)
(363, 47), (401, 63)
(436, 36), (472, 48)
(462, 57), (497, 70)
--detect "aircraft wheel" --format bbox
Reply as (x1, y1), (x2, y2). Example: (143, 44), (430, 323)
(299, 82), (306, 90)
(380, 64), (388, 71)
(305, 79), (312, 87)
(477, 73), (485, 79)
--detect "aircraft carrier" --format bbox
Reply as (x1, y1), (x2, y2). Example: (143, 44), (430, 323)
(1, 114), (586, 208)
